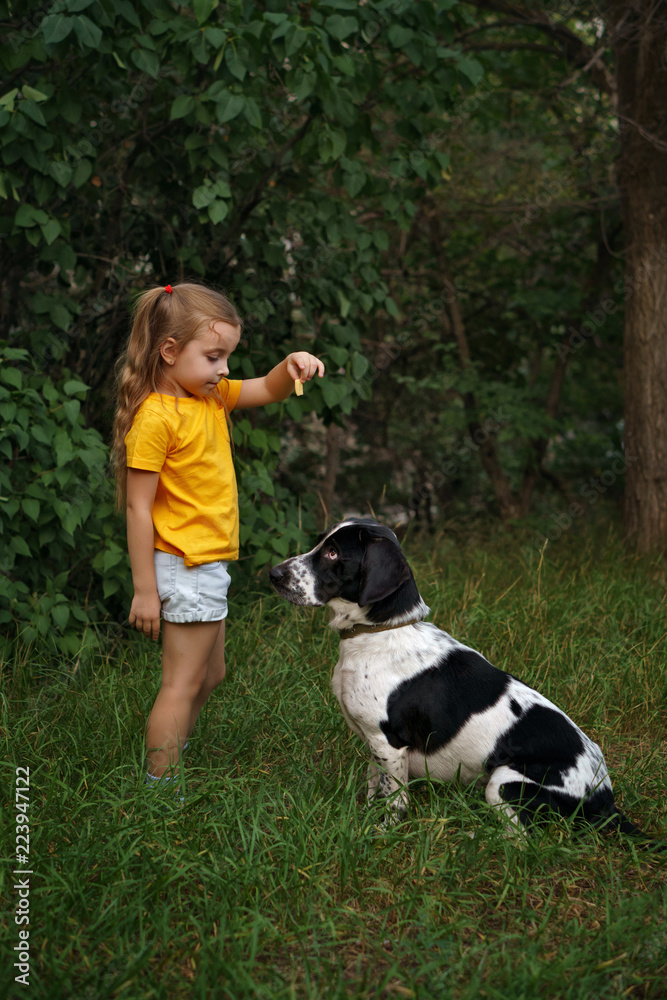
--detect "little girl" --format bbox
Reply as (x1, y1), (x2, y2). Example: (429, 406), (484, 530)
(111, 282), (324, 794)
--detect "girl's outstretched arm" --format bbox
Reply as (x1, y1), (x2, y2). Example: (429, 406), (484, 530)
(236, 352), (325, 408)
(126, 468), (162, 641)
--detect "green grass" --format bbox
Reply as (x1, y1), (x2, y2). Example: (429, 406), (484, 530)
(1, 521), (666, 999)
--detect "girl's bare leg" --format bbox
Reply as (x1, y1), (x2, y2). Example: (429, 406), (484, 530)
(145, 619), (224, 777)
(187, 619), (226, 737)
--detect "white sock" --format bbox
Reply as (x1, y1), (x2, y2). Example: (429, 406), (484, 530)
(145, 771), (171, 783)
(144, 771), (184, 801)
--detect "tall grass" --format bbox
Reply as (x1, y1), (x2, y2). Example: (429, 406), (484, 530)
(1, 520), (666, 999)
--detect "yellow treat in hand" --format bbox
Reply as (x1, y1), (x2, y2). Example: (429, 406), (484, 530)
(294, 379), (304, 396)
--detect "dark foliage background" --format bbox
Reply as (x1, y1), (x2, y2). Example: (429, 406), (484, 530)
(0, 0), (648, 656)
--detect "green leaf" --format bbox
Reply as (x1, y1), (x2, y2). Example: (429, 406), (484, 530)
(15, 204), (48, 228)
(327, 345), (349, 367)
(0, 348), (28, 362)
(115, 1), (142, 28)
(12, 536), (31, 557)
(42, 381), (59, 404)
(55, 432), (74, 465)
(41, 15), (74, 44)
(271, 21), (294, 41)
(206, 27), (226, 48)
(225, 47), (247, 82)
(324, 14), (358, 40)
(72, 159), (93, 188)
(1, 368), (23, 390)
(50, 161), (73, 187)
(36, 613), (51, 635)
(318, 133), (333, 163)
(243, 97), (262, 129)
(286, 26), (308, 56)
(0, 401), (17, 420)
(51, 604), (70, 630)
(192, 184), (215, 209)
(331, 53), (355, 76)
(63, 399), (81, 424)
(249, 428), (268, 449)
(216, 92), (244, 123)
(170, 95), (196, 120)
(329, 128), (347, 161)
(30, 424), (52, 444)
(292, 69), (317, 102)
(208, 200), (229, 225)
(193, 0), (219, 24)
(0, 89), (18, 110)
(20, 99), (47, 127)
(73, 15), (103, 49)
(21, 498), (40, 522)
(271, 534), (289, 556)
(337, 289), (351, 318)
(456, 55), (484, 86)
(344, 171), (366, 197)
(63, 379), (90, 395)
(103, 546), (124, 573)
(387, 25), (415, 48)
(131, 48), (160, 78)
(385, 296), (399, 318)
(51, 305), (72, 331)
(351, 353), (369, 379)
(321, 378), (349, 407)
(40, 219), (62, 245)
(22, 86), (49, 103)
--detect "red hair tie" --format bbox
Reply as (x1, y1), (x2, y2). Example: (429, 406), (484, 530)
(164, 284), (173, 294)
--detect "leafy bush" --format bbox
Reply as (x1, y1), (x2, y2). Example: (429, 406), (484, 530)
(0, 343), (127, 657)
(0, 345), (321, 656)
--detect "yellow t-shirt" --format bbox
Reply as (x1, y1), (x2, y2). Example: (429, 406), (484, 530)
(124, 379), (243, 566)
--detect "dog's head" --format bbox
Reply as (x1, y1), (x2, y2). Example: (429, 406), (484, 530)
(269, 518), (429, 630)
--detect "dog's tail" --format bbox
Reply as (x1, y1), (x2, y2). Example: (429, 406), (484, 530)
(595, 807), (666, 854)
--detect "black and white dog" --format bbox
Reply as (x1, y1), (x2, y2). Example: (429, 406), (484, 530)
(270, 518), (660, 845)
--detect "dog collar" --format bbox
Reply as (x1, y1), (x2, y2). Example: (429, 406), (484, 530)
(339, 619), (423, 641)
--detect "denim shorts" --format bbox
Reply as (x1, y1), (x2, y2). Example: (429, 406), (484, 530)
(154, 551), (231, 623)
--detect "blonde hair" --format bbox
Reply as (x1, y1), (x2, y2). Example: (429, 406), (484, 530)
(111, 282), (243, 506)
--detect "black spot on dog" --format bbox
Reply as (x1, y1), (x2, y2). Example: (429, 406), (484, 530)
(487, 704), (585, 788)
(380, 648), (509, 752)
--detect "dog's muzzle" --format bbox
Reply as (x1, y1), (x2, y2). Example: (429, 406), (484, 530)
(269, 557), (321, 606)
(268, 562), (289, 591)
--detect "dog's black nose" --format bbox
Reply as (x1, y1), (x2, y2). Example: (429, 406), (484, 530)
(269, 565), (285, 584)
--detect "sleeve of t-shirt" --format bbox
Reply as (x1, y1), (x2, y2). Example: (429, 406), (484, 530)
(218, 378), (243, 412)
(124, 406), (172, 472)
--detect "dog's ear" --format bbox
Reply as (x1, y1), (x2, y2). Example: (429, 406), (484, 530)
(359, 535), (412, 606)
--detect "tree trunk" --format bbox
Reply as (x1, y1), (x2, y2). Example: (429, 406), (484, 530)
(609, 2), (667, 552)
(318, 422), (344, 530)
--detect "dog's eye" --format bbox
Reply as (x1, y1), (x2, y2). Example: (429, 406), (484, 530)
(324, 547), (338, 561)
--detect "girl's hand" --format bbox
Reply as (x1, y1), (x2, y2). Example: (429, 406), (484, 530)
(129, 590), (162, 642)
(236, 352), (325, 407)
(286, 352), (325, 384)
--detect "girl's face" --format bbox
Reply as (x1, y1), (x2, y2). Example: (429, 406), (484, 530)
(159, 321), (241, 397)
